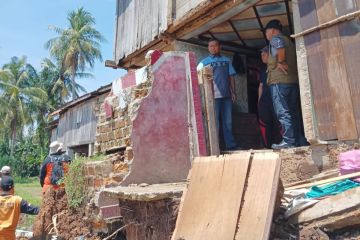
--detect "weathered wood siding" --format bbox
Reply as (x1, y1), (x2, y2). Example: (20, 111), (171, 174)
(56, 100), (97, 149)
(114, 0), (170, 63)
(297, 0), (360, 141)
(175, 0), (207, 20)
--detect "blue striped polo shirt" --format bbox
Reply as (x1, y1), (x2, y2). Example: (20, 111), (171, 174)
(197, 55), (236, 99)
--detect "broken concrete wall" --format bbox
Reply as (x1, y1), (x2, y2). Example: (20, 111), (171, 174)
(121, 51), (206, 185)
(93, 51), (206, 186)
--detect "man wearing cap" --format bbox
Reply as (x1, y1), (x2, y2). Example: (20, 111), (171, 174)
(0, 176), (39, 240)
(197, 38), (239, 151)
(265, 19), (306, 149)
(40, 141), (71, 193)
(258, 46), (281, 148)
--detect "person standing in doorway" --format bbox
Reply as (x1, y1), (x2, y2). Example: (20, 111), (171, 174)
(258, 46), (282, 148)
(265, 19), (306, 149)
(197, 39), (238, 151)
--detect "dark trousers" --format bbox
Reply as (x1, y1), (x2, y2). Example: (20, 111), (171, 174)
(270, 84), (303, 146)
(215, 97), (237, 150)
(258, 96), (282, 148)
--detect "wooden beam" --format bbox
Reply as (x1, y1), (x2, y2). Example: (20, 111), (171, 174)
(168, 0), (225, 33)
(285, 171), (360, 191)
(176, 39), (259, 56)
(228, 20), (247, 46)
(315, 0), (358, 140)
(291, 0), (318, 143)
(285, 0), (294, 34)
(198, 35), (259, 52)
(199, 67), (220, 155)
(177, 0), (262, 40)
(207, 31), (217, 40)
(253, 5), (268, 42)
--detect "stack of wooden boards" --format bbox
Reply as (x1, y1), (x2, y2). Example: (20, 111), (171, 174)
(172, 151), (281, 240)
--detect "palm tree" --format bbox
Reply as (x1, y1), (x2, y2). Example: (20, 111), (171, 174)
(0, 56), (48, 156)
(40, 58), (86, 105)
(45, 7), (105, 100)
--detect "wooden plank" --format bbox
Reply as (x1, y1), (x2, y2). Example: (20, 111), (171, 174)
(201, 67), (220, 155)
(298, 0), (337, 141)
(315, 0), (358, 140)
(337, 3), (360, 137)
(235, 152), (281, 240)
(285, 171), (360, 191)
(172, 153), (251, 240)
(177, 0), (261, 39)
(231, 7), (256, 20)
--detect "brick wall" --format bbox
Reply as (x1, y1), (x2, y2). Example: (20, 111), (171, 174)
(94, 80), (152, 159)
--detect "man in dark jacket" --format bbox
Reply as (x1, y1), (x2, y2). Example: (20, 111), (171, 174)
(40, 141), (71, 194)
(0, 176), (39, 240)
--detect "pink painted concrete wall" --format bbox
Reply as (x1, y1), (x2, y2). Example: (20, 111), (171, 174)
(121, 52), (205, 185)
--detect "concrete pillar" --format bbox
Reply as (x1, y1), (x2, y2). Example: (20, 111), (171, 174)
(292, 0), (319, 143)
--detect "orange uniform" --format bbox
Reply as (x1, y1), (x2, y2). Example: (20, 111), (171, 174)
(0, 195), (38, 240)
(40, 152), (71, 193)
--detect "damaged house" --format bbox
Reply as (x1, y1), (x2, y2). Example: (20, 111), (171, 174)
(45, 0), (360, 239)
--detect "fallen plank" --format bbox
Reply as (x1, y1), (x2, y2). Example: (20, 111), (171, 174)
(290, 187), (360, 225)
(285, 171), (360, 191)
(235, 152), (281, 240)
(172, 152), (251, 240)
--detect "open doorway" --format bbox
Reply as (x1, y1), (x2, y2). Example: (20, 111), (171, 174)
(178, 0), (298, 150)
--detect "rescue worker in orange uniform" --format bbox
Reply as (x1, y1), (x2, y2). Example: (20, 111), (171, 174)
(40, 141), (71, 194)
(0, 176), (39, 240)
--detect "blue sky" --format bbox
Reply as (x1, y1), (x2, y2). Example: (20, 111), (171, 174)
(0, 0), (126, 93)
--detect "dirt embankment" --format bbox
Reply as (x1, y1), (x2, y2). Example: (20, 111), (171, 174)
(32, 187), (100, 240)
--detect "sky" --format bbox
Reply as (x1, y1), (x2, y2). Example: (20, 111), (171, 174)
(0, 0), (126, 93)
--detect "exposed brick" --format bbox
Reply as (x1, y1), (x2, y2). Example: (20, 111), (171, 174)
(85, 176), (95, 188)
(115, 120), (126, 129)
(125, 147), (133, 160)
(114, 129), (122, 139)
(94, 178), (103, 189)
(87, 165), (95, 176)
(100, 133), (106, 142)
(108, 132), (114, 141)
(124, 138), (131, 147)
(101, 161), (113, 176)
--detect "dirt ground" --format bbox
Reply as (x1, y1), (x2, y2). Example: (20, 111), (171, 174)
(32, 187), (100, 240)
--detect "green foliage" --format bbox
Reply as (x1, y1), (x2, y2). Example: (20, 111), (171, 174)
(0, 137), (46, 177)
(64, 154), (106, 209)
(64, 157), (87, 209)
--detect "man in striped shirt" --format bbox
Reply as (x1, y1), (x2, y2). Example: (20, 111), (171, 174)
(197, 39), (238, 150)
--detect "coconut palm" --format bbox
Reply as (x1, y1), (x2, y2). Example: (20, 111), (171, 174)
(45, 7), (105, 100)
(0, 56), (48, 155)
(40, 58), (87, 105)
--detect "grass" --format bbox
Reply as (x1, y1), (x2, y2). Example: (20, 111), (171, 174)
(14, 177), (42, 231)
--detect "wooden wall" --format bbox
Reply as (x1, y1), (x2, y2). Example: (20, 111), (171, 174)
(114, 0), (170, 64)
(55, 99), (97, 150)
(297, 0), (360, 141)
(175, 0), (207, 20)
